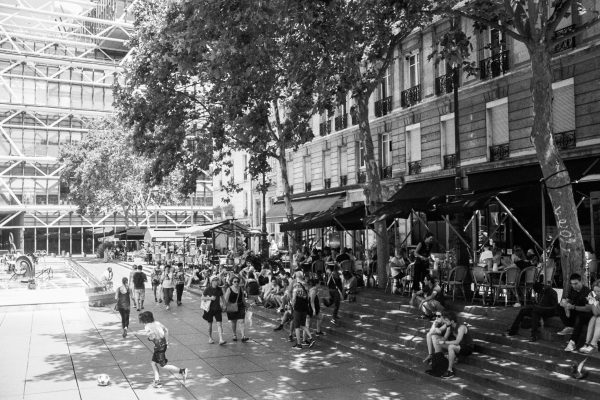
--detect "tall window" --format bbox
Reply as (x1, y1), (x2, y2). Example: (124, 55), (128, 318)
(304, 156), (311, 190)
(323, 150), (331, 188)
(486, 98), (509, 160)
(357, 142), (365, 169)
(552, 79), (575, 134)
(339, 145), (348, 180)
(406, 125), (421, 163)
(440, 114), (456, 157)
(287, 158), (294, 191)
(381, 133), (392, 167)
(380, 66), (392, 99)
(406, 54), (420, 88)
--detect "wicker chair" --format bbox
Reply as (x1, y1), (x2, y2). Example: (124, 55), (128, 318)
(518, 266), (537, 306)
(471, 265), (490, 304)
(491, 266), (520, 306)
(446, 265), (468, 302)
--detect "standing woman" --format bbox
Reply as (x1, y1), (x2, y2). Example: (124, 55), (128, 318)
(175, 263), (186, 306)
(115, 277), (131, 338)
(412, 232), (434, 296)
(202, 276), (226, 345)
(225, 276), (249, 342)
(161, 264), (175, 310)
(151, 264), (163, 303)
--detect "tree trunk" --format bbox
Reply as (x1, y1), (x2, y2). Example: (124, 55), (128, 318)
(356, 94), (389, 288)
(529, 47), (584, 290)
(278, 142), (296, 255)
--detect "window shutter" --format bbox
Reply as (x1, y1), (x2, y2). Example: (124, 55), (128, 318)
(408, 127), (422, 161)
(323, 151), (330, 178)
(552, 83), (575, 134)
(491, 103), (509, 145)
(340, 146), (348, 175)
(444, 119), (456, 155)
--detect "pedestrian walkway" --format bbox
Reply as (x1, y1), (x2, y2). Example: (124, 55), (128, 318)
(0, 260), (468, 400)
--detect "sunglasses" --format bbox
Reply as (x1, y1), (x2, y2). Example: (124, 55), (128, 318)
(232, 280), (240, 283)
(435, 314), (443, 318)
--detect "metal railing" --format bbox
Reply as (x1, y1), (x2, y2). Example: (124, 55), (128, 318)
(553, 25), (576, 54)
(408, 160), (421, 175)
(319, 121), (331, 136)
(340, 175), (348, 186)
(305, 182), (312, 192)
(554, 130), (576, 150)
(489, 143), (510, 161)
(374, 96), (393, 117)
(401, 85), (422, 108)
(324, 178), (331, 189)
(435, 73), (455, 96)
(479, 50), (510, 80)
(380, 165), (393, 179)
(443, 154), (457, 170)
(334, 114), (348, 131)
(357, 170), (367, 184)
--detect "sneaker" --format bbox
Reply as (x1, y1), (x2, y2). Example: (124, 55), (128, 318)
(241, 337), (250, 343)
(153, 380), (162, 388)
(579, 344), (594, 354)
(292, 344), (303, 350)
(441, 370), (455, 379)
(504, 330), (517, 337)
(302, 339), (310, 346)
(208, 338), (215, 344)
(513, 302), (522, 308)
(528, 335), (538, 343)
(219, 340), (227, 345)
(232, 336), (238, 342)
(122, 328), (127, 338)
(315, 331), (324, 336)
(136, 308), (140, 312)
(288, 335), (295, 342)
(557, 327), (574, 336)
(308, 338), (316, 348)
(564, 340), (576, 352)
(180, 368), (188, 384)
(166, 305), (170, 311)
(159, 299), (163, 303)
(273, 324), (284, 331)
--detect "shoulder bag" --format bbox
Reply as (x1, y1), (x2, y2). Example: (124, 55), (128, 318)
(225, 290), (240, 313)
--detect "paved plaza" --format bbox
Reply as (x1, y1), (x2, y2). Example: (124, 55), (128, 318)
(0, 259), (466, 400)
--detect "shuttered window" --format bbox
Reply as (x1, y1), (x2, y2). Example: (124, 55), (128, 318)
(323, 151), (331, 179)
(304, 156), (311, 186)
(441, 115), (455, 156)
(339, 146), (348, 175)
(552, 80), (575, 134)
(486, 99), (509, 145)
(406, 125), (421, 162)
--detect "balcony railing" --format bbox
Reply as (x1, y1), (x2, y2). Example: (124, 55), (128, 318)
(351, 113), (359, 126)
(435, 73), (455, 96)
(289, 185), (294, 194)
(324, 178), (331, 189)
(374, 96), (393, 117)
(443, 154), (457, 170)
(319, 121), (331, 136)
(554, 130), (576, 150)
(479, 50), (510, 80)
(334, 114), (348, 131)
(380, 165), (393, 180)
(408, 160), (421, 175)
(489, 143), (510, 161)
(340, 175), (348, 186)
(401, 85), (422, 108)
(305, 182), (312, 192)
(553, 25), (576, 54)
(357, 170), (367, 184)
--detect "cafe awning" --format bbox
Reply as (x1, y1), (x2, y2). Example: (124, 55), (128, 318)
(280, 205), (366, 232)
(116, 227), (147, 240)
(265, 194), (344, 220)
(176, 220), (251, 237)
(144, 229), (185, 243)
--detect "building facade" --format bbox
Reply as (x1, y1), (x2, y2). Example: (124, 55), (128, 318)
(0, 0), (212, 255)
(262, 5), (600, 256)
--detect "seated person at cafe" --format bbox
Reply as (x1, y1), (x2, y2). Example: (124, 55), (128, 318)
(558, 273), (592, 352)
(512, 245), (530, 270)
(336, 247), (351, 264)
(479, 243), (494, 268)
(389, 248), (409, 292)
(342, 270), (357, 302)
(504, 282), (558, 341)
(412, 275), (445, 318)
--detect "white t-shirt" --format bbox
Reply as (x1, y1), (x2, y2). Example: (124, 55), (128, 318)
(479, 250), (494, 263)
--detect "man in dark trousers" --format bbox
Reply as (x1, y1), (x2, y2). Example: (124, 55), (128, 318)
(132, 265), (148, 311)
(505, 282), (558, 342)
(322, 264), (343, 324)
(557, 273), (592, 351)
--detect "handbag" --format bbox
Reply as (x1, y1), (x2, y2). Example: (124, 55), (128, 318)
(200, 299), (211, 312)
(225, 290), (240, 313)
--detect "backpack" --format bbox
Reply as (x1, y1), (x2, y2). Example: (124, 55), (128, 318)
(427, 352), (449, 377)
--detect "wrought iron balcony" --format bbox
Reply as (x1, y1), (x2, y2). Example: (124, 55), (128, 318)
(401, 85), (422, 108)
(554, 130), (576, 150)
(324, 178), (331, 189)
(334, 114), (348, 131)
(357, 170), (367, 184)
(319, 121), (331, 136)
(489, 143), (510, 161)
(443, 154), (457, 170)
(351, 114), (359, 126)
(289, 185), (294, 194)
(380, 165), (393, 180)
(479, 50), (510, 80)
(408, 161), (421, 175)
(340, 175), (348, 186)
(305, 182), (312, 192)
(553, 25), (576, 54)
(435, 73), (455, 96)
(374, 96), (393, 117)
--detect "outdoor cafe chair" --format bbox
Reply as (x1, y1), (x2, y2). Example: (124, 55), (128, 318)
(471, 265), (490, 304)
(491, 266), (520, 306)
(538, 259), (556, 286)
(399, 263), (414, 296)
(446, 265), (468, 302)
(518, 266), (537, 306)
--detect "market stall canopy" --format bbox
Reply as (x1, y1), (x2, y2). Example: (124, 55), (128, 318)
(117, 227), (146, 240)
(280, 205), (366, 232)
(176, 220), (251, 237)
(144, 229), (185, 243)
(265, 194), (344, 220)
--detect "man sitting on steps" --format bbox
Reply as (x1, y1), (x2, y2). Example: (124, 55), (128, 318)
(504, 282), (558, 341)
(557, 273), (592, 352)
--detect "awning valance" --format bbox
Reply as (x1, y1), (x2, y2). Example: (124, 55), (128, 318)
(117, 227), (147, 240)
(265, 195), (344, 220)
(280, 205), (366, 232)
(144, 229), (185, 243)
(176, 220), (251, 237)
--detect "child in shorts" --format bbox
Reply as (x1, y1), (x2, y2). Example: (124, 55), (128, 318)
(139, 311), (188, 388)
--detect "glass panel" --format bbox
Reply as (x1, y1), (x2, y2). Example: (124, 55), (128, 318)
(60, 228), (70, 255)
(35, 79), (47, 106)
(59, 83), (70, 107)
(82, 85), (94, 109)
(47, 131), (59, 158)
(47, 228), (59, 255)
(11, 75), (23, 103)
(24, 228), (35, 253)
(71, 85), (82, 109)
(83, 227), (93, 255)
(23, 78), (35, 104)
(36, 228), (47, 252)
(48, 82), (59, 106)
(23, 129), (35, 156)
(35, 130), (47, 157)
(72, 227), (82, 255)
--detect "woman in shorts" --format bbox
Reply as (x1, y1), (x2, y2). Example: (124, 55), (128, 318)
(433, 311), (474, 379)
(138, 311), (188, 388)
(202, 276), (226, 345)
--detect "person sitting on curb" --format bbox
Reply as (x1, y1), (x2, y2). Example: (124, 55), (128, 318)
(411, 274), (445, 319)
(504, 282), (558, 341)
(423, 312), (449, 364)
(579, 279), (600, 353)
(432, 311), (474, 379)
(557, 273), (592, 352)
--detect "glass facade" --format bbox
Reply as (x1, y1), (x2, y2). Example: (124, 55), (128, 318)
(0, 1), (212, 254)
